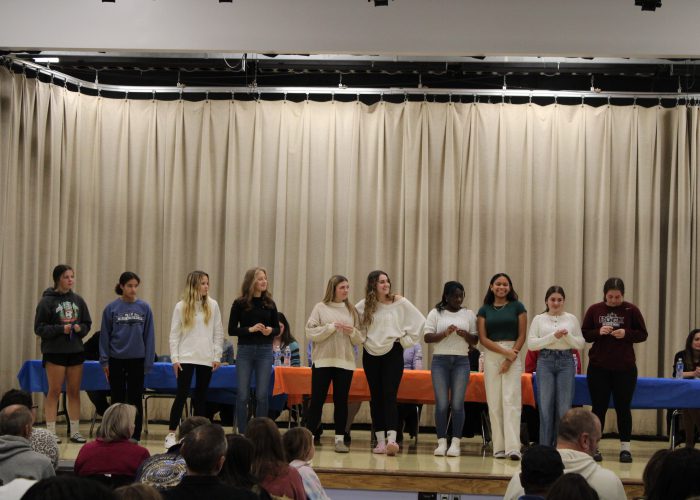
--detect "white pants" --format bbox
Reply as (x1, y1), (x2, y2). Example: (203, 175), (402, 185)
(483, 341), (522, 454)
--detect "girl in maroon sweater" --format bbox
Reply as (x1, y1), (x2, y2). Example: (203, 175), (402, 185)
(582, 277), (648, 464)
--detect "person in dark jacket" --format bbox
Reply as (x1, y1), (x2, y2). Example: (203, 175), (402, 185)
(33, 264), (92, 444)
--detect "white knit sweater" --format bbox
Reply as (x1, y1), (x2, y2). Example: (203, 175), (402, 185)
(355, 297), (426, 357)
(305, 301), (365, 371)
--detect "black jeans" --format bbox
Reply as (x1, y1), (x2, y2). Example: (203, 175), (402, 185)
(587, 365), (637, 442)
(108, 357), (144, 440)
(305, 366), (354, 435)
(168, 363), (213, 430)
(363, 343), (404, 434)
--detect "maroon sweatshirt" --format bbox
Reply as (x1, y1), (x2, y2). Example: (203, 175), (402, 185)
(581, 301), (648, 371)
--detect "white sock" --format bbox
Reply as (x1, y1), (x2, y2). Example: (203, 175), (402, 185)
(335, 434), (344, 443)
(386, 430), (397, 443)
(375, 431), (386, 444)
(70, 420), (80, 435)
(621, 441), (631, 452)
(46, 421), (56, 434)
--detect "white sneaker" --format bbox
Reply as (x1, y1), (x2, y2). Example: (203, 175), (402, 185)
(446, 438), (461, 457)
(434, 438), (447, 456)
(164, 432), (178, 450)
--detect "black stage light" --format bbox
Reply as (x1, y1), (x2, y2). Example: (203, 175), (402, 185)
(634, 0), (661, 11)
(370, 0), (390, 6)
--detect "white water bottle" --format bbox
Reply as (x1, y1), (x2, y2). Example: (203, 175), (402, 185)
(273, 345), (282, 366)
(283, 345), (291, 366)
(478, 351), (485, 372)
(676, 359), (684, 379)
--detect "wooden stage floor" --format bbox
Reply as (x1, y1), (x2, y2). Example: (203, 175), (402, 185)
(56, 423), (653, 498)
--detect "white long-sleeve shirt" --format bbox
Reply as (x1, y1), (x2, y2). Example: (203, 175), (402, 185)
(169, 298), (224, 366)
(527, 311), (585, 351)
(355, 297), (425, 356)
(423, 307), (477, 356)
(305, 301), (365, 371)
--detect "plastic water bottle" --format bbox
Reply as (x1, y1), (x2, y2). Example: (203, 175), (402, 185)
(676, 359), (684, 379)
(478, 351), (485, 372)
(283, 345), (291, 366)
(572, 351), (579, 373)
(273, 345), (282, 367)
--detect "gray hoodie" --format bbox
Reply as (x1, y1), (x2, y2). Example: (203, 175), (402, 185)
(0, 435), (55, 484)
(503, 448), (626, 500)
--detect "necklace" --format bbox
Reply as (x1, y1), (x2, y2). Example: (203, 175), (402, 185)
(492, 303), (507, 311)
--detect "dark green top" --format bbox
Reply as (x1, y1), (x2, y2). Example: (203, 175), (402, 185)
(477, 300), (526, 342)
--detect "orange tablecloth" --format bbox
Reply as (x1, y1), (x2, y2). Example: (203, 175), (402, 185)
(273, 367), (535, 407)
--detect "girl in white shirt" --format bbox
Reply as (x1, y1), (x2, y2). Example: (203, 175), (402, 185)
(527, 285), (584, 446)
(165, 271), (224, 449)
(356, 270), (425, 456)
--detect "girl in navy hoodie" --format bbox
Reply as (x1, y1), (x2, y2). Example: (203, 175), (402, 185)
(34, 264), (92, 443)
(99, 271), (156, 441)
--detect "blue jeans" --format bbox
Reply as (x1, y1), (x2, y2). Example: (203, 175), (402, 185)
(536, 349), (575, 446)
(431, 355), (470, 439)
(236, 344), (273, 434)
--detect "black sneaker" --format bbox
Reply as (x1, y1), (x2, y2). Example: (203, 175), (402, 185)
(593, 450), (603, 462)
(343, 432), (351, 444)
(70, 432), (87, 444)
(619, 450), (633, 463)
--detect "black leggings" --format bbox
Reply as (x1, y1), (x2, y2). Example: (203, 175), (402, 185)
(108, 357), (145, 440)
(168, 363), (213, 430)
(363, 343), (404, 433)
(587, 365), (637, 442)
(305, 366), (354, 435)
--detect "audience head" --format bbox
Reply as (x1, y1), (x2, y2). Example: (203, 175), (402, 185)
(114, 483), (161, 500)
(0, 404), (33, 438)
(557, 408), (601, 456)
(0, 389), (36, 415)
(647, 447), (700, 500)
(642, 448), (671, 498)
(546, 472), (599, 500)
(97, 403), (136, 442)
(177, 416), (210, 442)
(283, 426), (315, 463)
(219, 434), (258, 488)
(22, 476), (115, 500)
(245, 417), (286, 479)
(277, 312), (295, 346)
(518, 445), (564, 496)
(684, 328), (700, 362)
(180, 423), (227, 475)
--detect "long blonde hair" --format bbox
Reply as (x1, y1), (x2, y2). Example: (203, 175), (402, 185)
(182, 271), (211, 331)
(322, 275), (358, 325)
(236, 267), (274, 310)
(361, 270), (393, 328)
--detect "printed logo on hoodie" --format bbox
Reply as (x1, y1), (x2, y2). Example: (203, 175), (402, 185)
(56, 301), (80, 324)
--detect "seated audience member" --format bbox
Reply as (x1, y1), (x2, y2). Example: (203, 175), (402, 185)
(547, 473), (600, 500)
(219, 434), (272, 499)
(646, 447), (700, 500)
(0, 389), (59, 469)
(162, 423), (258, 500)
(284, 427), (330, 500)
(74, 403), (150, 479)
(518, 444), (564, 499)
(641, 449), (671, 499)
(245, 417), (306, 500)
(137, 416), (210, 490)
(396, 342), (423, 444)
(503, 408), (625, 500)
(0, 405), (54, 484)
(114, 483), (162, 500)
(20, 476), (116, 500)
(671, 329), (700, 448)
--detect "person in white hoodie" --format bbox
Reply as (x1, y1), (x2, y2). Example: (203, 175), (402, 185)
(165, 271), (224, 449)
(503, 407), (626, 500)
(356, 270), (425, 456)
(305, 274), (365, 453)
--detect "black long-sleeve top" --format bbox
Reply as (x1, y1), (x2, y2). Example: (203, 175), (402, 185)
(228, 297), (280, 346)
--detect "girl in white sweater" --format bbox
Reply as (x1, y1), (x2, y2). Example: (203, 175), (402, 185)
(356, 270), (425, 456)
(305, 275), (365, 453)
(166, 271), (224, 449)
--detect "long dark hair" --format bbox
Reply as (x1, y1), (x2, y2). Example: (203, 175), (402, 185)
(277, 312), (296, 348)
(236, 267), (275, 311)
(544, 285), (566, 312)
(683, 328), (700, 369)
(603, 277), (625, 296)
(245, 417), (286, 480)
(482, 273), (518, 305)
(219, 434), (260, 489)
(361, 270), (394, 328)
(115, 271), (140, 295)
(435, 281), (465, 312)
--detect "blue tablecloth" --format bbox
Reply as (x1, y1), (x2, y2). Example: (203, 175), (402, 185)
(17, 360), (285, 410)
(531, 373), (700, 409)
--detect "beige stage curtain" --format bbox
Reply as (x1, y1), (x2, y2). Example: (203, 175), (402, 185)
(1, 67), (698, 434)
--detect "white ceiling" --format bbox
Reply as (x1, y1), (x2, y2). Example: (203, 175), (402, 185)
(2, 0), (699, 59)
